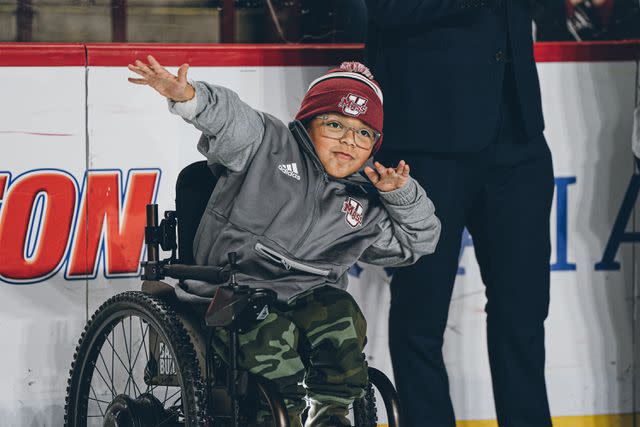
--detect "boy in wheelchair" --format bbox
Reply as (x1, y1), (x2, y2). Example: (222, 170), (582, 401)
(128, 57), (441, 427)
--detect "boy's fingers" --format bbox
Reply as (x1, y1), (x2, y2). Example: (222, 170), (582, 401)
(395, 160), (405, 174)
(364, 166), (379, 183)
(127, 66), (149, 79)
(374, 161), (387, 175)
(147, 55), (164, 73)
(135, 59), (153, 75)
(177, 64), (189, 84)
(403, 164), (410, 176)
(127, 78), (149, 85)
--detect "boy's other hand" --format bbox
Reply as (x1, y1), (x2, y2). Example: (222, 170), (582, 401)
(364, 160), (410, 192)
(127, 55), (195, 102)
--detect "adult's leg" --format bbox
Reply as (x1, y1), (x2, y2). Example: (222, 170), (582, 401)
(466, 138), (554, 426)
(379, 151), (481, 427)
(288, 286), (369, 427)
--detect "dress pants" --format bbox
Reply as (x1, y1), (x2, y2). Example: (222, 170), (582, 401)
(377, 67), (555, 427)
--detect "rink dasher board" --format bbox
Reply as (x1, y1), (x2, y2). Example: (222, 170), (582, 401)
(0, 44), (639, 425)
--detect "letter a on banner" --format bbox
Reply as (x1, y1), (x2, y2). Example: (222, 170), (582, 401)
(595, 172), (640, 270)
(67, 169), (160, 279)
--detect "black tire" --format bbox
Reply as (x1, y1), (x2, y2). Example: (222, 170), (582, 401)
(367, 367), (401, 427)
(353, 379), (378, 427)
(64, 291), (206, 426)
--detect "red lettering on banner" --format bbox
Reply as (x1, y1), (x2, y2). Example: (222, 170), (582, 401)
(0, 173), (8, 201)
(67, 170), (159, 278)
(0, 171), (77, 281)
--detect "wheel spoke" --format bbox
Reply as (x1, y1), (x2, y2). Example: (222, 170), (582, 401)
(130, 320), (149, 381)
(98, 351), (116, 398)
(111, 328), (116, 394)
(89, 385), (106, 417)
(139, 318), (149, 362)
(163, 387), (181, 406)
(121, 317), (145, 397)
(91, 361), (116, 398)
(104, 329), (141, 395)
(121, 321), (133, 395)
(88, 395), (111, 405)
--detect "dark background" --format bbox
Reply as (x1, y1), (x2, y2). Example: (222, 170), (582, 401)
(0, 0), (638, 43)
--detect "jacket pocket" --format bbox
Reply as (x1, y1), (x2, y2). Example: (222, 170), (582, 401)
(254, 243), (331, 277)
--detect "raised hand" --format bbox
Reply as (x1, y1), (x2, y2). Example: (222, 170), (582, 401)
(127, 55), (195, 102)
(364, 160), (411, 192)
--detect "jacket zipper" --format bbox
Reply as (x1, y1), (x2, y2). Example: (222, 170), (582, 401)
(292, 178), (324, 252)
(254, 243), (331, 277)
(288, 120), (331, 251)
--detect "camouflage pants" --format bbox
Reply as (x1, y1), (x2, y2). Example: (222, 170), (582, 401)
(212, 286), (368, 427)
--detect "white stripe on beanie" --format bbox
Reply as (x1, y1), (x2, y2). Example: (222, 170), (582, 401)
(306, 71), (384, 105)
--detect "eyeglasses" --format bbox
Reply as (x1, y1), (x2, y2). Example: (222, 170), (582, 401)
(316, 115), (380, 150)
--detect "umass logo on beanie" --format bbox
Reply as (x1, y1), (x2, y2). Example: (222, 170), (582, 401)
(339, 93), (368, 117)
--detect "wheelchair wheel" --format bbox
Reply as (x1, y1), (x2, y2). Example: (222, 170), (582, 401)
(353, 379), (377, 427)
(353, 366), (401, 427)
(64, 291), (206, 426)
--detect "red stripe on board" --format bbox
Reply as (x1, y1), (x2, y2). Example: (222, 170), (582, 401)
(86, 43), (365, 67)
(0, 41), (639, 67)
(0, 43), (85, 66)
(535, 40), (640, 62)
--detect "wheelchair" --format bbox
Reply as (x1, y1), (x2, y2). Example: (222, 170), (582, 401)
(64, 161), (402, 427)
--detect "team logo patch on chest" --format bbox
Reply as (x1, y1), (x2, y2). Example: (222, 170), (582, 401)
(341, 197), (365, 228)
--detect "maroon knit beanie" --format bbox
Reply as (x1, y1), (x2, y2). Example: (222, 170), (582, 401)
(295, 62), (384, 153)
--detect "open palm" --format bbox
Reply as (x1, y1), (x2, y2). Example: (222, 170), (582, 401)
(128, 55), (194, 102)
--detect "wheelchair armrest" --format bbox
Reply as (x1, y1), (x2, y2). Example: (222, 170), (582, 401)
(163, 264), (230, 283)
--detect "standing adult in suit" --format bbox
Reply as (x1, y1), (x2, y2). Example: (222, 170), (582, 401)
(365, 1), (555, 426)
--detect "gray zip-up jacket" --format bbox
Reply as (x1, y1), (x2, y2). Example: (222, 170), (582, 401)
(168, 81), (441, 303)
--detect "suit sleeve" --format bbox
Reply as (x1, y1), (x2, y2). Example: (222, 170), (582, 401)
(167, 81), (265, 172)
(365, 0), (489, 29)
(359, 177), (441, 267)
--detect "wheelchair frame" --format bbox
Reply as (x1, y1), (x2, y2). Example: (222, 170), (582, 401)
(64, 161), (401, 427)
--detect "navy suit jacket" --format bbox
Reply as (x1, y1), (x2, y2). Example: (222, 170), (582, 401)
(365, 1), (545, 153)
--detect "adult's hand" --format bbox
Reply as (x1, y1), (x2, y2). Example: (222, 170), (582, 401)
(127, 55), (195, 102)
